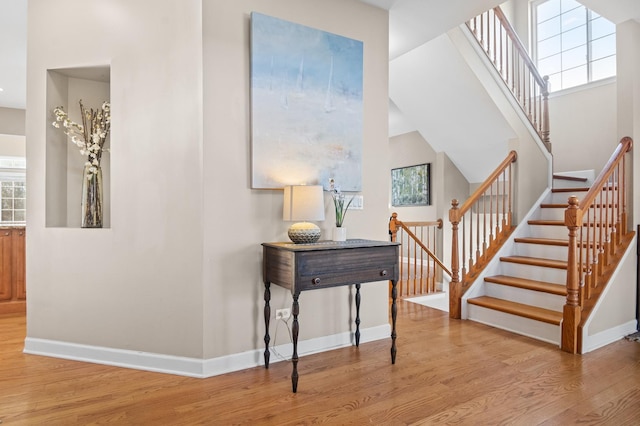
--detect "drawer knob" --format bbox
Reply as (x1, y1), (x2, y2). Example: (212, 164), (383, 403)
(380, 270), (388, 277)
(312, 277), (321, 285)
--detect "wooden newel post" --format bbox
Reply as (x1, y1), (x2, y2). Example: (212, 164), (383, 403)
(449, 199), (461, 319)
(389, 212), (399, 242)
(542, 75), (551, 152)
(562, 196), (582, 353)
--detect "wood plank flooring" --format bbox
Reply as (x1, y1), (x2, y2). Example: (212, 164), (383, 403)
(1, 302), (639, 425)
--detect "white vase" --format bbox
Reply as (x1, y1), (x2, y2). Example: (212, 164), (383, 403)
(332, 227), (347, 242)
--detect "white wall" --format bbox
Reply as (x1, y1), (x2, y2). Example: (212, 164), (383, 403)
(548, 82), (618, 174)
(201, 0), (389, 359)
(26, 0), (390, 373)
(617, 19), (640, 229)
(27, 0), (205, 358)
(0, 107), (25, 135)
(0, 134), (26, 157)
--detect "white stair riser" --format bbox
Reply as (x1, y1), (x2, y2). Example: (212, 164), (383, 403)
(550, 190), (616, 205)
(467, 304), (561, 346)
(539, 208), (565, 221)
(550, 191), (588, 204)
(552, 180), (587, 189)
(527, 224), (569, 239)
(512, 242), (567, 260)
(484, 282), (566, 311)
(498, 262), (566, 285)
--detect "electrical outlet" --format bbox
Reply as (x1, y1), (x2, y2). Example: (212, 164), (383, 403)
(275, 308), (291, 320)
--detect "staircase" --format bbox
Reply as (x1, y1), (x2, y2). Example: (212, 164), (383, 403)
(463, 170), (637, 351)
(465, 180), (586, 345)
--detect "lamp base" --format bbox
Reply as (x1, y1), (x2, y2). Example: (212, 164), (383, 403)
(288, 222), (321, 244)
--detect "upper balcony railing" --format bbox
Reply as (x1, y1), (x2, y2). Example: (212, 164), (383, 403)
(467, 7), (551, 152)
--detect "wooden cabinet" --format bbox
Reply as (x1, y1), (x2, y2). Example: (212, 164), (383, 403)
(262, 239), (400, 393)
(0, 227), (26, 314)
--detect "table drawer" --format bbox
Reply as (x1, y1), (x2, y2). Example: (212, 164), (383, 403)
(296, 245), (398, 291)
(297, 266), (396, 291)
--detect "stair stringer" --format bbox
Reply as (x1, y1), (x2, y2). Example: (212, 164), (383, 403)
(581, 234), (638, 353)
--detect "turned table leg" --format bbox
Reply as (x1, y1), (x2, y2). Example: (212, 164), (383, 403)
(355, 283), (361, 346)
(263, 281), (271, 368)
(291, 292), (300, 393)
(390, 279), (397, 364)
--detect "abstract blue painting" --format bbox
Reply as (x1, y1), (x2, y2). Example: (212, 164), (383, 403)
(250, 12), (363, 191)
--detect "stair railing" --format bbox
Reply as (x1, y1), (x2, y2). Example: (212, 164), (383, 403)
(449, 150), (517, 318)
(467, 7), (551, 152)
(389, 213), (451, 298)
(563, 137), (634, 353)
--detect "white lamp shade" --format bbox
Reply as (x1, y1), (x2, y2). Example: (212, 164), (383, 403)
(282, 185), (325, 222)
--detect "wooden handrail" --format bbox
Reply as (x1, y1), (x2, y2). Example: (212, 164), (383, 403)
(454, 150), (517, 217)
(562, 137), (634, 353)
(467, 7), (551, 152)
(449, 150), (517, 318)
(492, 8), (546, 88)
(577, 138), (632, 210)
(389, 213), (450, 297)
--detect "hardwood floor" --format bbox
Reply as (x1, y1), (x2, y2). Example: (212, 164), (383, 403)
(1, 302), (639, 425)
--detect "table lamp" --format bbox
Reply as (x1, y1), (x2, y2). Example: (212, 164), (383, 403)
(283, 185), (325, 243)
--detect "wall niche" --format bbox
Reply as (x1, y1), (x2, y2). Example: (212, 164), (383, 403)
(46, 66), (111, 228)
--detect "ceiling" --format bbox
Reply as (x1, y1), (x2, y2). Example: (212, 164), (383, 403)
(1, 0), (639, 111)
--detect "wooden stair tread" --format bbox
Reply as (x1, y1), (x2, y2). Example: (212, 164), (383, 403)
(528, 219), (564, 226)
(515, 237), (598, 249)
(468, 296), (563, 325)
(528, 219), (614, 228)
(500, 255), (567, 269)
(540, 203), (616, 209)
(552, 174), (588, 182)
(514, 237), (568, 246)
(484, 275), (567, 295)
(552, 187), (589, 193)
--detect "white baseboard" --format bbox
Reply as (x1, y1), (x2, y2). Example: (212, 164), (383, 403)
(581, 320), (638, 354)
(23, 324), (392, 378)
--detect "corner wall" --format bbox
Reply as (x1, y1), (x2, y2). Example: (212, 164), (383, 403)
(26, 0), (390, 376)
(26, 0), (205, 358)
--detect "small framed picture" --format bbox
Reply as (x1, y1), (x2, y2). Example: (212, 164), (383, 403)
(391, 163), (430, 207)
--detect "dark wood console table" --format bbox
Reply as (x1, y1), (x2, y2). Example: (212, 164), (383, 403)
(261, 239), (400, 393)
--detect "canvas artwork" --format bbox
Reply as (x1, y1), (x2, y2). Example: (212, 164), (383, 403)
(391, 163), (431, 207)
(250, 12), (363, 191)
